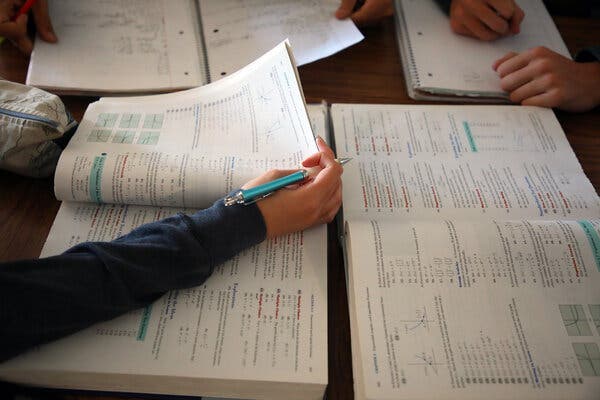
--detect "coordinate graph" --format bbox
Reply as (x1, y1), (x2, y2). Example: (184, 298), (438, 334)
(257, 85), (275, 105)
(407, 349), (444, 376)
(559, 305), (593, 336)
(263, 118), (283, 143)
(88, 112), (164, 145)
(589, 305), (600, 335)
(573, 343), (600, 377)
(400, 306), (434, 334)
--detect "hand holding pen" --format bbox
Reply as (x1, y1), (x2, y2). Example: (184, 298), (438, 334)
(238, 137), (345, 239)
(0, 0), (56, 55)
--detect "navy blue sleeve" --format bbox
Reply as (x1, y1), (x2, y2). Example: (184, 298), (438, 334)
(575, 46), (600, 63)
(0, 197), (266, 362)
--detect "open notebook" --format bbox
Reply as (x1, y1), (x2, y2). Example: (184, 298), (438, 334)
(26, 0), (363, 95)
(394, 0), (571, 102)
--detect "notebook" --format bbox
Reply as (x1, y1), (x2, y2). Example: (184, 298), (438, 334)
(394, 0), (571, 102)
(26, 0), (363, 95)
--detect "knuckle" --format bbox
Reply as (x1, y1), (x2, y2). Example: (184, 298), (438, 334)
(535, 58), (552, 73)
(530, 46), (548, 58)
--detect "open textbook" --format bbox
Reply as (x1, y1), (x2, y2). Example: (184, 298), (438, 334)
(26, 0), (363, 95)
(331, 103), (600, 399)
(394, 0), (570, 102)
(0, 43), (329, 400)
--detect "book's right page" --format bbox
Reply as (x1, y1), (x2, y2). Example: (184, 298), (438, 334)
(396, 0), (570, 99)
(331, 103), (600, 399)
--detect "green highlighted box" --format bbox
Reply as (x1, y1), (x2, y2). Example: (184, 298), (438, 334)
(578, 220), (600, 271)
(89, 154), (106, 203)
(462, 121), (477, 152)
(137, 305), (152, 341)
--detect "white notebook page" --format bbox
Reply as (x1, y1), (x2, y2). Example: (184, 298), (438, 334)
(399, 0), (570, 96)
(26, 0), (207, 93)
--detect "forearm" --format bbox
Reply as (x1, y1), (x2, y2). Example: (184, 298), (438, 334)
(0, 197), (266, 362)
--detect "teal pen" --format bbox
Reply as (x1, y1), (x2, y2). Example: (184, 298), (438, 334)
(224, 157), (351, 206)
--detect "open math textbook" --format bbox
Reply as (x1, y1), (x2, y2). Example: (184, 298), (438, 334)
(332, 104), (600, 399)
(394, 0), (570, 102)
(0, 43), (328, 400)
(26, 0), (363, 95)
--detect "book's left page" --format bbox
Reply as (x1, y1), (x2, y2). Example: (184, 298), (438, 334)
(0, 105), (330, 400)
(26, 0), (208, 94)
(53, 41), (317, 208)
(0, 202), (327, 400)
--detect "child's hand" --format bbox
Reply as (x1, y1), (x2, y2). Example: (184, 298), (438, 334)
(245, 137), (344, 238)
(0, 0), (56, 55)
(493, 47), (600, 112)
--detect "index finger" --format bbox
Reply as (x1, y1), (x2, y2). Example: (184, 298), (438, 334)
(495, 50), (533, 77)
(492, 51), (518, 71)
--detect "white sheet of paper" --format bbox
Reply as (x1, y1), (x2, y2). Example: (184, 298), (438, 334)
(200, 0), (364, 78)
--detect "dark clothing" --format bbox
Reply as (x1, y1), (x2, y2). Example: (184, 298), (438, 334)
(0, 197), (266, 362)
(576, 46), (600, 62)
(434, 0), (599, 17)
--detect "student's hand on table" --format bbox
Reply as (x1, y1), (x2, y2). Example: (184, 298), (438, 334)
(335, 0), (393, 26)
(449, 0), (524, 41)
(493, 46), (600, 112)
(0, 0), (56, 55)
(243, 137), (343, 239)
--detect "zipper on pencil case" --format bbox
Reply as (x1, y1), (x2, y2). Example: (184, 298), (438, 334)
(0, 107), (60, 129)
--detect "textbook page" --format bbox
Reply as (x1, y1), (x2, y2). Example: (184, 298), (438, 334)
(396, 0), (570, 99)
(26, 0), (207, 94)
(0, 201), (327, 400)
(346, 218), (600, 400)
(53, 42), (317, 208)
(331, 104), (600, 220)
(0, 105), (330, 400)
(200, 0), (364, 79)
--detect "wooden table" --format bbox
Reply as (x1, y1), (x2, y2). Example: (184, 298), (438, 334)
(1, 15), (599, 400)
